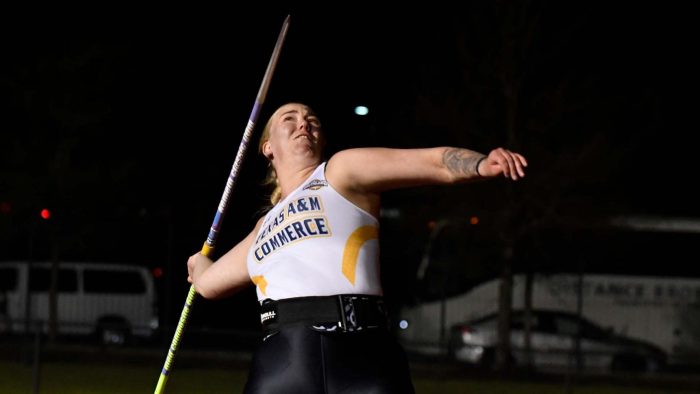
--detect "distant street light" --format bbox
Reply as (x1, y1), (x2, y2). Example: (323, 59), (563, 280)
(354, 105), (369, 116)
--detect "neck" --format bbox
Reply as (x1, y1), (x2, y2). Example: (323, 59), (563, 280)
(274, 160), (320, 201)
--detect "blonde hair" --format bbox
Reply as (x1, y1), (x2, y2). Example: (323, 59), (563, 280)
(258, 103), (324, 206)
(259, 115), (283, 206)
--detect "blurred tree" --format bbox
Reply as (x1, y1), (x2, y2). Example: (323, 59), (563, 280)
(1, 40), (141, 339)
(375, 2), (666, 371)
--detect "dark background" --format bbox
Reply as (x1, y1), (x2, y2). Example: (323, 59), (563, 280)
(1, 4), (698, 333)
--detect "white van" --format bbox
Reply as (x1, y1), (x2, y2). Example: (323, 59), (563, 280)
(0, 261), (159, 345)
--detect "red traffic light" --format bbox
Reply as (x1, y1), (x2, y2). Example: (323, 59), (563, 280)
(40, 209), (51, 220)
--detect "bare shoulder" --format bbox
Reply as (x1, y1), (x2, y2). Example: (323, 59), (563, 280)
(254, 215), (265, 229)
(326, 148), (368, 169)
(326, 147), (389, 175)
(325, 148), (372, 191)
(249, 215), (266, 237)
(325, 149), (382, 216)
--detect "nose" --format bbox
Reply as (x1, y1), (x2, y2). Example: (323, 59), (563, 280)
(299, 120), (313, 133)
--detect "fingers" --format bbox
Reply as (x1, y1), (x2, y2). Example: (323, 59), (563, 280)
(502, 148), (518, 180)
(492, 148), (527, 180)
(187, 253), (198, 284)
(514, 153), (528, 178)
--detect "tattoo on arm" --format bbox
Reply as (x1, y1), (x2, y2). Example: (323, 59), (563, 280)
(442, 148), (486, 178)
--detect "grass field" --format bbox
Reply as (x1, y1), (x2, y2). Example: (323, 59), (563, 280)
(1, 361), (697, 394)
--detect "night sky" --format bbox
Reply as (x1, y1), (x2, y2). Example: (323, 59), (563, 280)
(1, 5), (698, 328)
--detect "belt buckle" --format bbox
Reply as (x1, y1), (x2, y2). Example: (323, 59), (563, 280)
(337, 295), (359, 332)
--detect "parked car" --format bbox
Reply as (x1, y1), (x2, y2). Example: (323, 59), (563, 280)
(0, 261), (159, 345)
(448, 309), (666, 372)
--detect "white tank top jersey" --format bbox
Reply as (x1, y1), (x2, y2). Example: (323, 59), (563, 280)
(246, 162), (382, 301)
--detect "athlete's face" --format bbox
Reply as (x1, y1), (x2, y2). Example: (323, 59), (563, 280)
(263, 103), (323, 164)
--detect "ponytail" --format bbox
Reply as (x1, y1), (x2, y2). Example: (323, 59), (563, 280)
(259, 115), (281, 206)
(262, 166), (282, 206)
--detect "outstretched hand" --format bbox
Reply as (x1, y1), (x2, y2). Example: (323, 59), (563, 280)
(479, 148), (528, 180)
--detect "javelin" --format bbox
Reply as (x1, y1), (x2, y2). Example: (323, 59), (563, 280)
(154, 14), (290, 394)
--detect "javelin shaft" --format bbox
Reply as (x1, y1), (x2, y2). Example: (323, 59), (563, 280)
(154, 15), (290, 394)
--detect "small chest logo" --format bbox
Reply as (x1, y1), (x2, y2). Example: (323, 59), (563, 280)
(303, 179), (328, 190)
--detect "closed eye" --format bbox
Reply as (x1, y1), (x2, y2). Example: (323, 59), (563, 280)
(307, 118), (321, 128)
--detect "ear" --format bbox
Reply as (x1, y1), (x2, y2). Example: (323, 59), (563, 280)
(262, 141), (273, 160)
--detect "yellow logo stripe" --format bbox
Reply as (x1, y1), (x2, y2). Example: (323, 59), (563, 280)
(342, 225), (378, 285)
(251, 275), (268, 296)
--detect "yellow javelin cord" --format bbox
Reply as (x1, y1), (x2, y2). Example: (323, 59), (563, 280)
(154, 285), (196, 393)
(154, 243), (214, 393)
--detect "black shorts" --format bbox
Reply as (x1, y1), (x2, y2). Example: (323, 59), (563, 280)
(243, 324), (415, 394)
